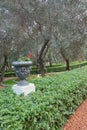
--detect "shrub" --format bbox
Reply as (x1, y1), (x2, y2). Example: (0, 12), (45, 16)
(0, 66), (87, 129)
(1, 61), (87, 76)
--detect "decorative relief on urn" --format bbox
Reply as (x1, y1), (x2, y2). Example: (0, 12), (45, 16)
(12, 61), (32, 85)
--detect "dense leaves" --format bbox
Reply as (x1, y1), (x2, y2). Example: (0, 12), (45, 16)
(0, 66), (87, 129)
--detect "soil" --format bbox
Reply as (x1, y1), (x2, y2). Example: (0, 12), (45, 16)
(63, 99), (87, 130)
(4, 77), (16, 81)
(0, 85), (3, 89)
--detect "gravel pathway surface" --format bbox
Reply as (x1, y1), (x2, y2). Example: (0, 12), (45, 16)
(64, 100), (87, 130)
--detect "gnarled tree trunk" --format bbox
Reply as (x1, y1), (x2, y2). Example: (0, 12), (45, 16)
(0, 55), (8, 84)
(38, 39), (50, 76)
(60, 47), (70, 71)
(65, 59), (70, 70)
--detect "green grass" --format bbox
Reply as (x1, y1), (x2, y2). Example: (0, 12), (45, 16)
(0, 66), (87, 130)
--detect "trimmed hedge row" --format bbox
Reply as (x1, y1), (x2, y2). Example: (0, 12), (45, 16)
(1, 61), (87, 76)
(45, 61), (87, 73)
(0, 66), (87, 129)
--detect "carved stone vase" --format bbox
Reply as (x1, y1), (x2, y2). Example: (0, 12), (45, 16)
(12, 61), (35, 96)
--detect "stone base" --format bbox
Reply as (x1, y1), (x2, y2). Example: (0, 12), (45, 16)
(12, 83), (35, 96)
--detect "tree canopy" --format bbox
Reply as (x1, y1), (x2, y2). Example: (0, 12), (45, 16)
(0, 0), (87, 79)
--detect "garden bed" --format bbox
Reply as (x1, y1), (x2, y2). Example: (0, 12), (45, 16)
(0, 66), (87, 129)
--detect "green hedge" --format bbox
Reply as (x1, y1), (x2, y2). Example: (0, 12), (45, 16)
(70, 61), (87, 69)
(46, 61), (87, 73)
(0, 66), (87, 130)
(1, 61), (87, 77)
(25, 60), (87, 74)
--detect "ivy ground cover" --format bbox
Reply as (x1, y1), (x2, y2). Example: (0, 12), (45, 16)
(0, 66), (87, 130)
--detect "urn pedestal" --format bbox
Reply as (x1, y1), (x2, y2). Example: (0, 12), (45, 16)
(12, 61), (35, 96)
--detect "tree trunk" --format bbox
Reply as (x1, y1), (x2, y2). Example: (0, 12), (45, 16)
(38, 39), (50, 76)
(38, 59), (45, 77)
(48, 56), (52, 67)
(0, 55), (8, 84)
(60, 47), (70, 71)
(65, 59), (70, 70)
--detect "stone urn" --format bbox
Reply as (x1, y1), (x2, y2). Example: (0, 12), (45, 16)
(12, 61), (35, 96)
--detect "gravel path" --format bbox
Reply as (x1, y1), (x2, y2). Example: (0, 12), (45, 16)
(64, 100), (87, 130)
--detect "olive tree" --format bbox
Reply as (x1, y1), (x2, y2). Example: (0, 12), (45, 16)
(51, 0), (87, 70)
(0, 0), (87, 77)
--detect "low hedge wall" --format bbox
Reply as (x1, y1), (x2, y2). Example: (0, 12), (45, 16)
(0, 61), (87, 77)
(45, 61), (87, 73)
(0, 66), (87, 129)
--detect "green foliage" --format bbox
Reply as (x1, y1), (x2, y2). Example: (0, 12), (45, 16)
(18, 57), (31, 62)
(1, 61), (87, 76)
(46, 61), (87, 73)
(3, 72), (16, 77)
(0, 66), (87, 129)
